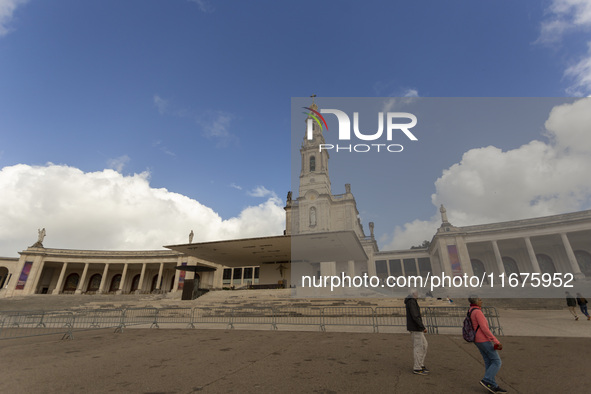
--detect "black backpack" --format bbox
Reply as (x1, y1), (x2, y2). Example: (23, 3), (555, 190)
(462, 308), (480, 342)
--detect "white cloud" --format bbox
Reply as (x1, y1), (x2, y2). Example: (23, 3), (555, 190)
(153, 94), (169, 115)
(188, 0), (214, 13)
(381, 90), (420, 113)
(153, 94), (236, 146)
(229, 183), (242, 190)
(247, 185), (276, 199)
(152, 141), (176, 157)
(107, 155), (130, 173)
(538, 1), (591, 95)
(565, 42), (591, 96)
(198, 111), (234, 143)
(403, 89), (419, 98)
(539, 0), (591, 43)
(384, 98), (591, 250)
(0, 164), (285, 257)
(0, 0), (27, 37)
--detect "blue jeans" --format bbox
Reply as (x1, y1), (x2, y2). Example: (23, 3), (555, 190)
(474, 341), (502, 387)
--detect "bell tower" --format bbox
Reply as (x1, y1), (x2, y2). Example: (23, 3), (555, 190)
(299, 99), (331, 198)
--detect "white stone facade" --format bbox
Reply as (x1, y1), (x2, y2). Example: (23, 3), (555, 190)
(1, 103), (590, 298)
(0, 248), (221, 298)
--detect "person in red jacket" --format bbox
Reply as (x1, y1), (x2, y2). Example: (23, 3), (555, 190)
(468, 296), (507, 394)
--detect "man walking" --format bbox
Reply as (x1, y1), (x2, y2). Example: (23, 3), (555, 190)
(566, 291), (579, 320)
(405, 289), (428, 375)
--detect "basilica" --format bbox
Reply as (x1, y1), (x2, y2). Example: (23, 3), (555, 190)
(1, 102), (590, 298)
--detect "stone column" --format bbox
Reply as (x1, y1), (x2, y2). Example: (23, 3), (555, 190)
(457, 238), (474, 276)
(491, 240), (505, 276)
(156, 263), (164, 290)
(52, 262), (68, 295)
(117, 263), (129, 294)
(347, 260), (356, 277)
(23, 255), (43, 295)
(367, 259), (377, 277)
(212, 266), (222, 289)
(436, 239), (453, 275)
(31, 260), (46, 295)
(320, 261), (336, 277)
(524, 237), (541, 274)
(137, 263), (147, 293)
(561, 233), (585, 279)
(75, 263), (89, 294)
(99, 263), (110, 293)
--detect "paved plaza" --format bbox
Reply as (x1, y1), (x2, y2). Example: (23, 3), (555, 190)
(1, 327), (589, 393)
(1, 294), (590, 393)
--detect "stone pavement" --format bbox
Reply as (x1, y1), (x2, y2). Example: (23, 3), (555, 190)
(0, 328), (589, 393)
(1, 293), (591, 393)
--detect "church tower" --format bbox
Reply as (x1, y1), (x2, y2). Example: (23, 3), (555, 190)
(298, 101), (331, 197)
(285, 97), (367, 238)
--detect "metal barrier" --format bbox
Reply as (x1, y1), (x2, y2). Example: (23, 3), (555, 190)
(483, 306), (503, 336)
(154, 308), (194, 329)
(193, 307), (233, 329)
(123, 308), (159, 329)
(374, 307), (407, 333)
(0, 311), (74, 340)
(424, 306), (502, 336)
(231, 307), (276, 330)
(71, 309), (125, 331)
(320, 307), (376, 332)
(0, 305), (502, 340)
(273, 307), (323, 330)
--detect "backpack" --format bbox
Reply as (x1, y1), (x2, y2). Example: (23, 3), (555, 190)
(462, 308), (480, 342)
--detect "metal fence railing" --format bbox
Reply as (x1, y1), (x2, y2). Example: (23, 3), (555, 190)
(320, 307), (376, 332)
(273, 307), (323, 330)
(0, 306), (502, 341)
(423, 306), (503, 336)
(374, 307), (407, 333)
(0, 311), (74, 340)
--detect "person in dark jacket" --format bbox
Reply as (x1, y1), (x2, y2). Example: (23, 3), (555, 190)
(404, 289), (428, 375)
(566, 291), (579, 320)
(576, 293), (589, 320)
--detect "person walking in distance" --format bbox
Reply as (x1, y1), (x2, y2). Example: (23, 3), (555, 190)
(405, 288), (429, 375)
(566, 291), (579, 321)
(576, 293), (590, 320)
(468, 296), (507, 393)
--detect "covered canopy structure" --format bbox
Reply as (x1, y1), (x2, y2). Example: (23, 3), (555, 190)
(165, 231), (368, 266)
(165, 231), (369, 289)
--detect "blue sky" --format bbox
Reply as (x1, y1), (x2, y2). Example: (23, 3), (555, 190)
(1, 0), (591, 257)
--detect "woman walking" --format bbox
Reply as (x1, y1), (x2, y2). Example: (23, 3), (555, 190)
(468, 296), (507, 393)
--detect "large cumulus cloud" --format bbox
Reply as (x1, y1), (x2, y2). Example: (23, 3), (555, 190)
(384, 98), (591, 250)
(0, 164), (285, 256)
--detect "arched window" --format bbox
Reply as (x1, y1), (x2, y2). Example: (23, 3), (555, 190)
(109, 274), (122, 292)
(502, 257), (520, 276)
(575, 250), (591, 277)
(63, 273), (80, 292)
(536, 254), (557, 274)
(130, 274), (141, 292)
(87, 274), (102, 292)
(471, 259), (488, 284)
(310, 156), (316, 172)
